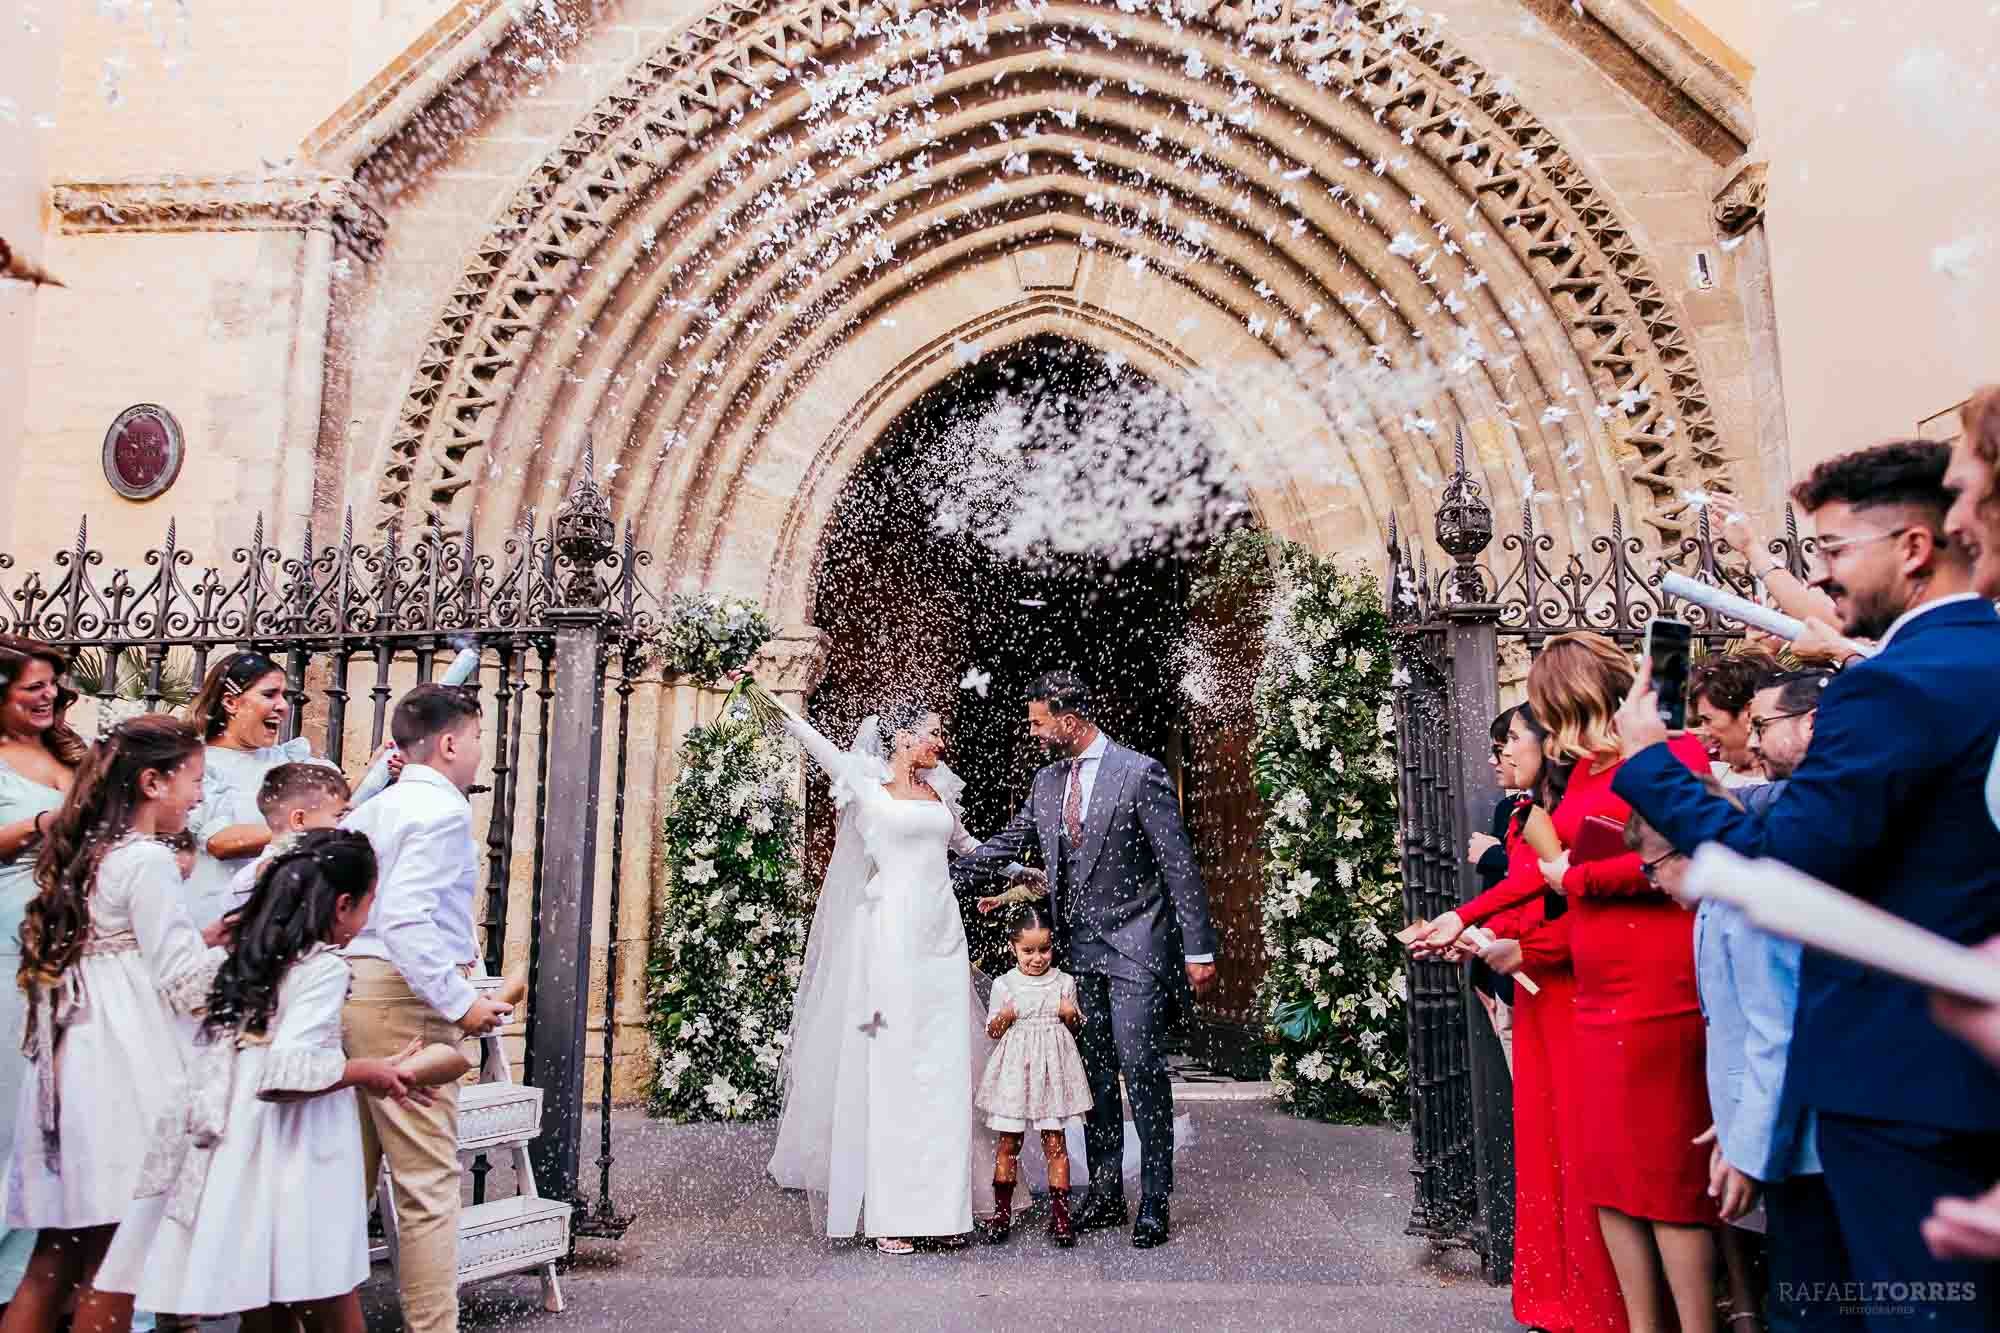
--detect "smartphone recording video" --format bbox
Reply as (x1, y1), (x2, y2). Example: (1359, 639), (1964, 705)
(1646, 619), (1694, 730)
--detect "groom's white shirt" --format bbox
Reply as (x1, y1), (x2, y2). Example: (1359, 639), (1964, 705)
(1065, 730), (1212, 966)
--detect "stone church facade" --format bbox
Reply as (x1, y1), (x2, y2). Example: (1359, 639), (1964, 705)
(8, 0), (1979, 1096)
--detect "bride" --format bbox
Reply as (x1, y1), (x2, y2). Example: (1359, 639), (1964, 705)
(765, 698), (1003, 1253)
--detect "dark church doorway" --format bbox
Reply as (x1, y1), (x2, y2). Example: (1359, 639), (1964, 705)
(805, 335), (1268, 1077)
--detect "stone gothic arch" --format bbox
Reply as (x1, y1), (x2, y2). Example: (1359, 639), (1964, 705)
(361, 0), (1745, 623)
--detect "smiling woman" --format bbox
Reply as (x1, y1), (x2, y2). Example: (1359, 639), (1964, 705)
(182, 651), (340, 926)
(0, 634), (88, 1300)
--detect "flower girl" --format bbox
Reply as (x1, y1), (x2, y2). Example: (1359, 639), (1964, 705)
(3, 716), (221, 1333)
(976, 904), (1093, 1248)
(97, 828), (427, 1331)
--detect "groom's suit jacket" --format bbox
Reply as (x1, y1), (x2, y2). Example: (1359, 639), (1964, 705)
(955, 738), (1219, 983)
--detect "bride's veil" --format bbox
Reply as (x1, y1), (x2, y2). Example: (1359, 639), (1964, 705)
(766, 714), (1000, 1230)
(767, 717), (884, 1211)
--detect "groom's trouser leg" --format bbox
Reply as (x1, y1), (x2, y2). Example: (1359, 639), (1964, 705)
(1073, 970), (1126, 1196)
(1074, 970), (1176, 1199)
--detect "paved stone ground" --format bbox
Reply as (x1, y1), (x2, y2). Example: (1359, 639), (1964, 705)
(360, 1099), (1516, 1333)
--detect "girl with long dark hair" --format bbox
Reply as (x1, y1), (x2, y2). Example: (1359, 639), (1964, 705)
(96, 829), (424, 1331)
(2, 716), (219, 1333)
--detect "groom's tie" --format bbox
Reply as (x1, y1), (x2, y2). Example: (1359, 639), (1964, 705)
(1063, 757), (1085, 847)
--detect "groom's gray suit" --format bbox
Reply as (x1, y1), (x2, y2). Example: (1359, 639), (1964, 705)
(954, 735), (1218, 1199)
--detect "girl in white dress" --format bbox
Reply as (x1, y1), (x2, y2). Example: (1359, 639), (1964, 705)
(3, 715), (221, 1333)
(97, 828), (425, 1330)
(976, 903), (1092, 1248)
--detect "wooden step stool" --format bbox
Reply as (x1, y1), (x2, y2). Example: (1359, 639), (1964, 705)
(375, 975), (570, 1312)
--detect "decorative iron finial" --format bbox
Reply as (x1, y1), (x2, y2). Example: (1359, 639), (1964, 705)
(1434, 426), (1494, 604)
(555, 438), (614, 607)
(342, 506), (355, 548)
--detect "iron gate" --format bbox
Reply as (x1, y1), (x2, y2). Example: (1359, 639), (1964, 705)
(1388, 434), (1802, 1278)
(0, 463), (663, 1241)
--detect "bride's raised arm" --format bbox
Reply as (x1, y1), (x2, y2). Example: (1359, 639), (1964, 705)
(762, 695), (885, 803)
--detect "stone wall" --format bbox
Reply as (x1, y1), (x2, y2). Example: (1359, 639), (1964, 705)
(18, 0), (1797, 1102)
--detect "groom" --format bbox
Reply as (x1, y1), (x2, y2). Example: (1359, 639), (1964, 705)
(955, 671), (1218, 1248)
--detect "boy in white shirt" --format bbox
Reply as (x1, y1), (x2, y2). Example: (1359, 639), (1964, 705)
(341, 684), (510, 1333)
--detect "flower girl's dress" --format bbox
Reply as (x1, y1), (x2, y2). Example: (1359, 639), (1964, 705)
(97, 944), (368, 1313)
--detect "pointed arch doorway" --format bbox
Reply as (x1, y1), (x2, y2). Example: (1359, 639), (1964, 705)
(804, 334), (1268, 1075)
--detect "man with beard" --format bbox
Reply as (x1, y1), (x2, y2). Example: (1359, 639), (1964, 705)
(1611, 439), (2000, 1331)
(1745, 670), (1830, 791)
(954, 671), (1218, 1249)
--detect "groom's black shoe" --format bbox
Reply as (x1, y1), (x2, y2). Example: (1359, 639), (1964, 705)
(1131, 1195), (1170, 1249)
(1074, 1187), (1128, 1233)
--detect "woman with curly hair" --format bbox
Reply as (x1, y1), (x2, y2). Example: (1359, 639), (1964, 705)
(1943, 384), (2000, 601)
(0, 636), (88, 1299)
(2, 716), (221, 1333)
(96, 829), (426, 1331)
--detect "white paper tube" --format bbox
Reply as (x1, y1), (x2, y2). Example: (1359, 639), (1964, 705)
(1659, 572), (1805, 641)
(1460, 925), (1541, 996)
(351, 646), (483, 806)
(1684, 843), (2000, 1004)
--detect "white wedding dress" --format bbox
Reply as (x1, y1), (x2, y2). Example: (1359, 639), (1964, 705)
(767, 710), (992, 1239)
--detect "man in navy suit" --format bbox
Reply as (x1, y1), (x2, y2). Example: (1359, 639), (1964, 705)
(1612, 440), (2000, 1331)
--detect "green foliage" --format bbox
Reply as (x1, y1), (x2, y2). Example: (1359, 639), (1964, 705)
(643, 594), (775, 686)
(65, 646), (198, 706)
(1213, 530), (1407, 1123)
(646, 707), (808, 1121)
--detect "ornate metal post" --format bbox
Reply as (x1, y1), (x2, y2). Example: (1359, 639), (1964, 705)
(1434, 429), (1513, 1282)
(528, 446), (617, 1210)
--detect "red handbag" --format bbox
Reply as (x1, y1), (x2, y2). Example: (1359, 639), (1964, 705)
(1569, 812), (1630, 865)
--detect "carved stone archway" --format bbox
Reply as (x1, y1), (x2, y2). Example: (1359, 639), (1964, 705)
(363, 0), (1743, 620)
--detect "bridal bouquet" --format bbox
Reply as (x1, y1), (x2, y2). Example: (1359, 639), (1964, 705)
(643, 593), (774, 685)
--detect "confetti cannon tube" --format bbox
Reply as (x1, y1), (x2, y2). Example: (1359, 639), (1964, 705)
(350, 645), (481, 807)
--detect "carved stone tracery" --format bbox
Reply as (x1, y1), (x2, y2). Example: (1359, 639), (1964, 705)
(51, 172), (389, 262)
(371, 0), (1738, 547)
(1712, 158), (1769, 237)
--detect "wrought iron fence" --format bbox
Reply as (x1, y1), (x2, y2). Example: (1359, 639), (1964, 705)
(1386, 432), (1790, 1276)
(1, 460), (660, 1241)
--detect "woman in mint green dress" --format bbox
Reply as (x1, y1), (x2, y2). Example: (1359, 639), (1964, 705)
(0, 637), (87, 1303)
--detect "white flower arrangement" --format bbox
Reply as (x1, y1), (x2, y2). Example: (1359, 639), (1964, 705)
(1217, 530), (1408, 1125)
(648, 708), (806, 1122)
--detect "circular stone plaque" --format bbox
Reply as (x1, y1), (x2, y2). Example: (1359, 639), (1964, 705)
(101, 404), (185, 501)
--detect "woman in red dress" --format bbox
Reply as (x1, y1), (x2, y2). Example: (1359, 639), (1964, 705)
(1530, 633), (1718, 1333)
(1424, 634), (1717, 1333)
(1430, 704), (1629, 1333)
